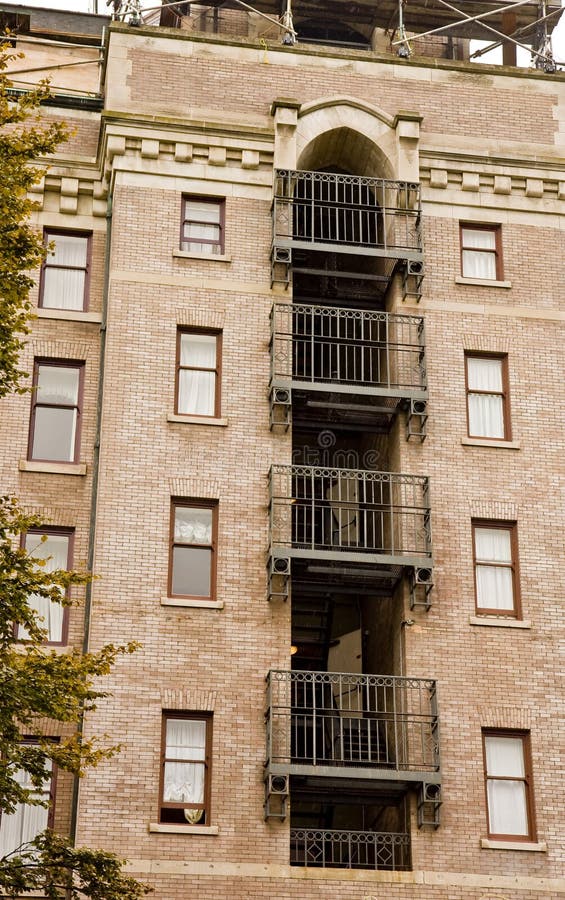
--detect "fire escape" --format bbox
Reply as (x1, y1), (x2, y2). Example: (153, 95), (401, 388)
(265, 165), (440, 871)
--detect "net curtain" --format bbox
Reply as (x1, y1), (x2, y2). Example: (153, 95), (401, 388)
(467, 357), (504, 438)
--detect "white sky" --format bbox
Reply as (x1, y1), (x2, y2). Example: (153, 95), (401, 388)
(14, 0), (565, 66)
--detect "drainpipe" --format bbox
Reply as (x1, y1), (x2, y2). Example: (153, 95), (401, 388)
(69, 187), (113, 843)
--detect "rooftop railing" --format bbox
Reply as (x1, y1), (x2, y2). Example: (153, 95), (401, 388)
(269, 465), (431, 562)
(270, 303), (427, 398)
(290, 827), (411, 871)
(266, 670), (440, 774)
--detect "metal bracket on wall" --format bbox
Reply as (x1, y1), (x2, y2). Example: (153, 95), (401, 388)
(270, 386), (291, 431)
(417, 781), (442, 829)
(406, 398), (428, 442)
(402, 259), (424, 302)
(268, 555), (290, 602)
(409, 565), (433, 610)
(264, 773), (289, 820)
(271, 245), (292, 289)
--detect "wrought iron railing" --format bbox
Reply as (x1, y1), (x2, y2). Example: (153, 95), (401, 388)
(272, 170), (422, 257)
(270, 303), (426, 395)
(269, 465), (431, 558)
(290, 828), (411, 870)
(266, 670), (440, 773)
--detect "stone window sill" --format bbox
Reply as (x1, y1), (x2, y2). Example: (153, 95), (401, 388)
(161, 596), (224, 610)
(481, 838), (547, 852)
(461, 438), (520, 450)
(455, 276), (511, 288)
(172, 249), (231, 263)
(470, 616), (531, 629)
(19, 460), (87, 476)
(148, 823), (219, 835)
(36, 308), (102, 324)
(167, 413), (228, 427)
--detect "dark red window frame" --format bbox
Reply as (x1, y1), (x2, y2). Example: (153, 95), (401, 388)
(180, 196), (225, 255)
(482, 729), (536, 842)
(27, 359), (84, 463)
(159, 711), (213, 826)
(17, 527), (74, 645)
(38, 229), (92, 312)
(175, 328), (222, 418)
(168, 499), (218, 601)
(464, 352), (511, 442)
(460, 222), (503, 280)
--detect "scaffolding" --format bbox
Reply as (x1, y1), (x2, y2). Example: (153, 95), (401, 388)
(141, 0), (564, 70)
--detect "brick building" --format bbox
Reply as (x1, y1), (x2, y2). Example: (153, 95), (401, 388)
(0, 1), (564, 897)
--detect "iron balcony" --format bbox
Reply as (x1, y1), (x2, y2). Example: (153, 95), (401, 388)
(266, 669), (440, 781)
(269, 464), (432, 568)
(290, 827), (411, 871)
(270, 303), (427, 399)
(272, 169), (422, 260)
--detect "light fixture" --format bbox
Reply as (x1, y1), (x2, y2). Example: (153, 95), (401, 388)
(290, 644), (298, 655)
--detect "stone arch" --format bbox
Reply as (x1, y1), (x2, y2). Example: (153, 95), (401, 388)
(296, 97), (397, 179)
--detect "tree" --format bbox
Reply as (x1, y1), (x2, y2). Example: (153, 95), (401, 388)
(0, 44), (67, 400)
(0, 47), (150, 898)
(0, 500), (150, 898)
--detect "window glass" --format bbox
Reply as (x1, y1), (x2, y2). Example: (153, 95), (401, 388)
(181, 198), (223, 255)
(41, 232), (89, 310)
(160, 713), (211, 825)
(18, 532), (70, 643)
(30, 363), (82, 463)
(0, 758), (52, 855)
(474, 524), (517, 614)
(461, 225), (499, 279)
(163, 719), (206, 805)
(484, 733), (531, 838)
(466, 355), (507, 440)
(170, 504), (215, 599)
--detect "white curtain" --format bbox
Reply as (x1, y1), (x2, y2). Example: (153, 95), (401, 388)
(178, 334), (216, 416)
(462, 228), (496, 279)
(163, 719), (206, 805)
(43, 234), (87, 310)
(0, 763), (51, 856)
(37, 366), (80, 406)
(467, 357), (504, 438)
(174, 507), (212, 545)
(485, 736), (528, 835)
(475, 528), (513, 610)
(19, 534), (69, 642)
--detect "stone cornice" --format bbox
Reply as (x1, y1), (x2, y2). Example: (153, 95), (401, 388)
(107, 21), (565, 85)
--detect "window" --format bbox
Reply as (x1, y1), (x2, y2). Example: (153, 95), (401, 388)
(473, 522), (520, 616)
(169, 500), (217, 600)
(39, 230), (90, 310)
(28, 360), (83, 463)
(160, 713), (212, 825)
(176, 330), (221, 417)
(180, 197), (224, 255)
(483, 731), (535, 841)
(460, 224), (501, 280)
(0, 748), (55, 855)
(17, 529), (73, 644)
(465, 354), (510, 440)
